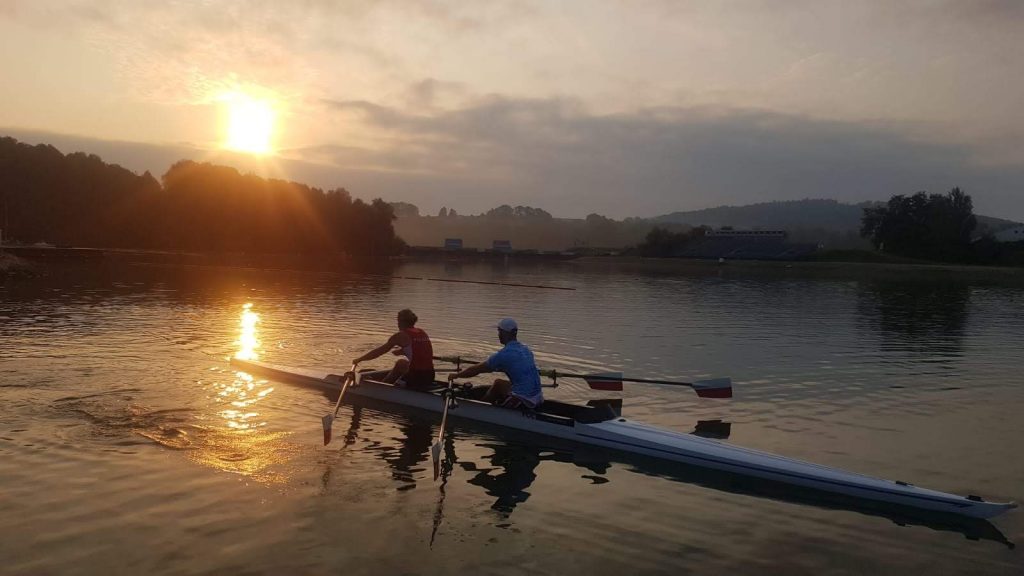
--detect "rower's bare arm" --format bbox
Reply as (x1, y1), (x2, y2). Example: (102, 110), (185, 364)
(388, 331), (411, 355)
(450, 361), (492, 380)
(354, 334), (402, 364)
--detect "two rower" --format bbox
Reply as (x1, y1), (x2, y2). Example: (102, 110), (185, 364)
(352, 312), (544, 409)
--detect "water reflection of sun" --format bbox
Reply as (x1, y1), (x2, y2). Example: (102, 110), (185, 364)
(234, 303), (261, 361)
(188, 303), (298, 482)
(225, 303), (271, 431)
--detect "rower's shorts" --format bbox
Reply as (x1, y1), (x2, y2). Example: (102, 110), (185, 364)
(403, 369), (436, 390)
(500, 393), (540, 410)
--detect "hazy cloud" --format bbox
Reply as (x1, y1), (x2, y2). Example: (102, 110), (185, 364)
(306, 97), (1024, 218)
(3, 1), (1023, 218)
(10, 92), (1021, 220)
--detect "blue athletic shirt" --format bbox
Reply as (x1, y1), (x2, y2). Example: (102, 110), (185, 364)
(486, 340), (543, 405)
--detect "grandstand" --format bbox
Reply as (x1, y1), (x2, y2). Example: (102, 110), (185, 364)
(673, 228), (819, 261)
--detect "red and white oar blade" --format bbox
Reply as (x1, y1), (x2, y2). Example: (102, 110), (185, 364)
(583, 372), (624, 391)
(431, 441), (442, 480)
(692, 377), (732, 398)
(322, 414), (334, 445)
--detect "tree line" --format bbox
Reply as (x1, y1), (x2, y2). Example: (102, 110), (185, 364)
(0, 137), (402, 265)
(633, 187), (1023, 265)
(860, 187), (1022, 265)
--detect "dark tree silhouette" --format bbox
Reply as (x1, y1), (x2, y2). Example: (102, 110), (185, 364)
(636, 225), (711, 257)
(861, 188), (977, 261)
(389, 202), (419, 218)
(0, 137), (400, 265)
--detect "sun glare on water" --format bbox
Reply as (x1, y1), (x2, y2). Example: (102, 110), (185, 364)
(234, 303), (261, 360)
(221, 92), (276, 155)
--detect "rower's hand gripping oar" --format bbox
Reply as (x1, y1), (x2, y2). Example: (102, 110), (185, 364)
(322, 365), (357, 445)
(431, 378), (457, 480)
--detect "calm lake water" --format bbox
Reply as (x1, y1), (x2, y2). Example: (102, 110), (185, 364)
(2, 259), (1022, 575)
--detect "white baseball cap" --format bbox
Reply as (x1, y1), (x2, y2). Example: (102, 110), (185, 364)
(496, 318), (519, 332)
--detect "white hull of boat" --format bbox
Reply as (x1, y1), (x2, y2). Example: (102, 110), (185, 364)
(231, 358), (1016, 519)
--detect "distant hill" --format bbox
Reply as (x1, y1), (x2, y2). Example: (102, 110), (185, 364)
(394, 211), (680, 251)
(652, 199), (1020, 238)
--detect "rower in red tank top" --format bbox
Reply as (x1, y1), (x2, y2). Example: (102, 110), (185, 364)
(352, 309), (436, 389)
(401, 325), (434, 372)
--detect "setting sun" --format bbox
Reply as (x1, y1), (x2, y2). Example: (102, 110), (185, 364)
(221, 92), (275, 155)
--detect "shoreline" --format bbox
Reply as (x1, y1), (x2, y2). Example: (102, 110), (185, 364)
(570, 255), (1024, 281)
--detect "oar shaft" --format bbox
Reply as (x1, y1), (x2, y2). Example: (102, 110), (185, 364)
(440, 356), (721, 390)
(585, 375), (696, 387)
(441, 383), (454, 433)
(434, 355), (481, 365)
(437, 397), (451, 443)
(333, 365), (357, 409)
(540, 369), (707, 389)
(332, 372), (354, 414)
(431, 380), (456, 480)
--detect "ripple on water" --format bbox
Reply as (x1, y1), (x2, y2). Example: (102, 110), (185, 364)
(2, 262), (1023, 575)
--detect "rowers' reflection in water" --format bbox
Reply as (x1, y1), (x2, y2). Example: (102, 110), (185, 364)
(319, 402), (434, 493)
(379, 420), (434, 490)
(429, 432), (613, 546)
(457, 441), (612, 517)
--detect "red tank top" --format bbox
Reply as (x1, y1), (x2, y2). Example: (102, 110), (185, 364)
(402, 327), (434, 371)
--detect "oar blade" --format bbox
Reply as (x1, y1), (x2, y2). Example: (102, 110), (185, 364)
(693, 419), (732, 439)
(431, 440), (442, 480)
(583, 372), (624, 392)
(692, 377), (733, 399)
(322, 414), (334, 445)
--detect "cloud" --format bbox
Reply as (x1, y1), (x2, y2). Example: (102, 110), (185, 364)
(4, 3), (1023, 220)
(6, 93), (1024, 221)
(305, 96), (1024, 218)
(1, 0), (537, 108)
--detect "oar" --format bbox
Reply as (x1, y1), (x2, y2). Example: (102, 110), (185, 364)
(322, 365), (356, 445)
(431, 379), (456, 480)
(540, 370), (733, 398)
(432, 356), (732, 398)
(429, 437), (454, 548)
(434, 355), (472, 364)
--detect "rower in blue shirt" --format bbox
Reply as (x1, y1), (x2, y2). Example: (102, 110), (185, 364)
(448, 318), (544, 409)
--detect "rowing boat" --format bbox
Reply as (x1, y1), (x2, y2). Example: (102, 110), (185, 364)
(230, 357), (1016, 519)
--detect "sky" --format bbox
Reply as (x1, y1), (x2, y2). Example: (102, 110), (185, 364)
(1, 0), (1023, 219)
